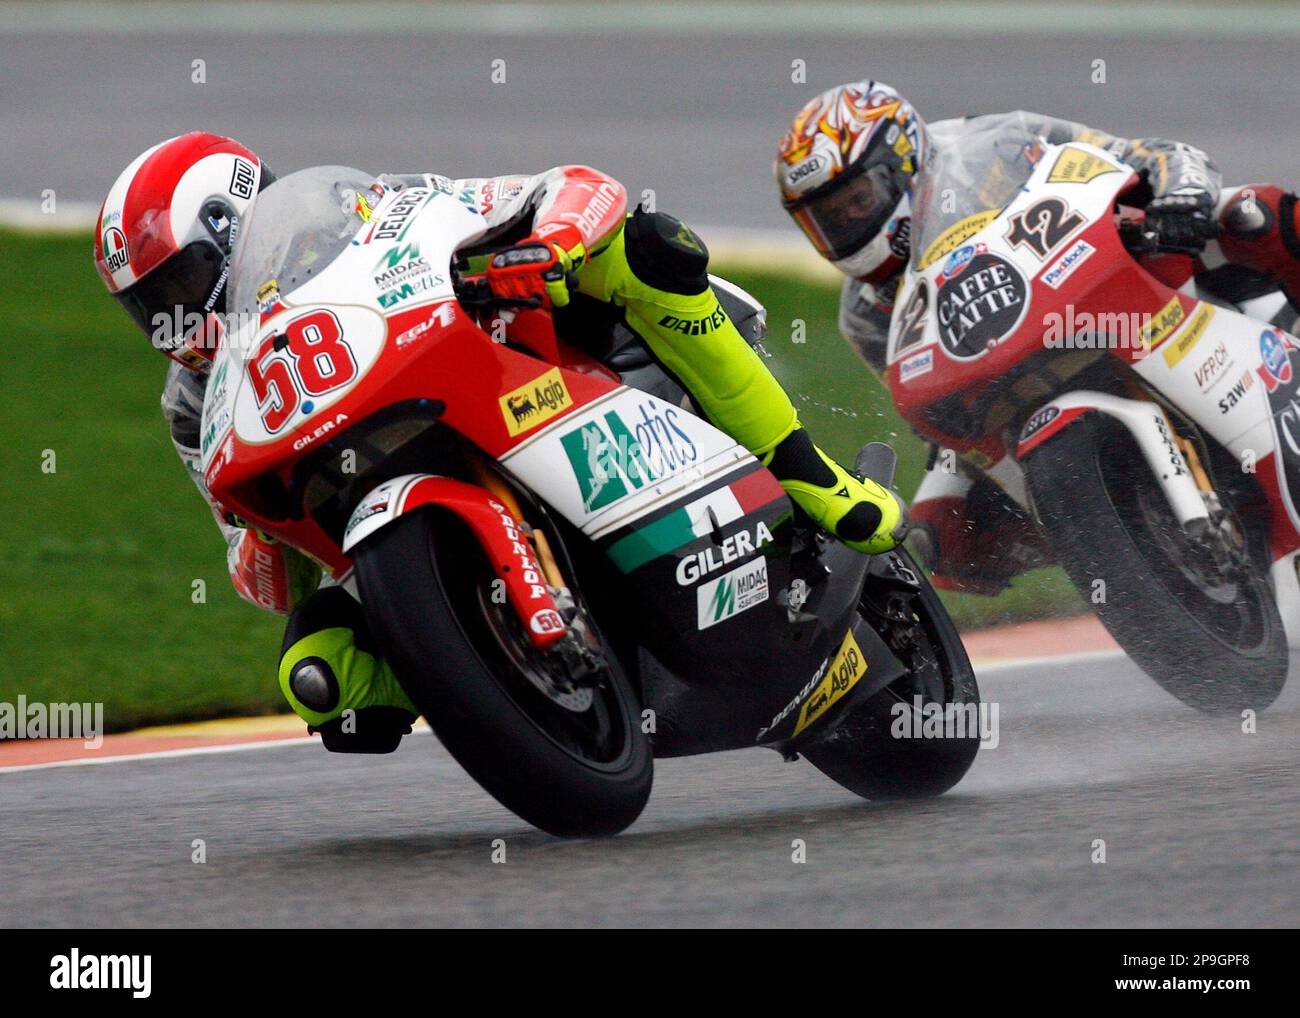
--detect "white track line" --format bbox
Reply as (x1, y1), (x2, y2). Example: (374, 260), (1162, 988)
(0, 736), (319, 774)
(0, 728), (438, 775)
(0, 205), (843, 282)
(1, 652), (1126, 773)
(972, 648), (1126, 675)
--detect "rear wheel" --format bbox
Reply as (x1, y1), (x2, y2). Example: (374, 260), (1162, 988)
(803, 548), (981, 800)
(1024, 414), (1287, 714)
(354, 508), (653, 837)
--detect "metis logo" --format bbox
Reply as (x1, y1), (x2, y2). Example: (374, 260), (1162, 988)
(50, 949), (151, 998)
(559, 401), (697, 513)
(696, 557), (769, 630)
(377, 272), (444, 309)
(102, 226), (129, 272)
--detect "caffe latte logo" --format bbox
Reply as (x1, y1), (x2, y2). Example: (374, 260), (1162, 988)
(935, 253), (1029, 359)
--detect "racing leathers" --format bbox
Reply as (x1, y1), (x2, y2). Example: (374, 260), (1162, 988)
(165, 164), (906, 750)
(839, 111), (1300, 594)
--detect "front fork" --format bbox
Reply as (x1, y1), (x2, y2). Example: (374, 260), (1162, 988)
(464, 449), (608, 681)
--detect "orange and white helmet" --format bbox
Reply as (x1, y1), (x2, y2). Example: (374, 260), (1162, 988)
(776, 81), (927, 279)
(95, 132), (274, 370)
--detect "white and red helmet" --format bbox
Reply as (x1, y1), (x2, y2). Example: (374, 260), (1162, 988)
(95, 132), (274, 369)
(776, 82), (927, 280)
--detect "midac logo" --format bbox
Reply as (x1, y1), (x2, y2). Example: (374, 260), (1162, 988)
(373, 243), (420, 271)
(696, 557), (769, 630)
(50, 949), (151, 998)
(708, 573), (736, 619)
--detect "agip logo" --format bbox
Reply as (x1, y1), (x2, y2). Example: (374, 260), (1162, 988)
(500, 367), (574, 437)
(794, 628), (867, 735)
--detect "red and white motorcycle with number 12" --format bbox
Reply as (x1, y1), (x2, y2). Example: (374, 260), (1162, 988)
(889, 133), (1296, 713)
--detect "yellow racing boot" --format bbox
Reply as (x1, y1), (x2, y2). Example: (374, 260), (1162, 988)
(762, 427), (909, 554)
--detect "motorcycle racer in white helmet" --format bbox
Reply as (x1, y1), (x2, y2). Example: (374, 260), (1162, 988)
(97, 129), (911, 756)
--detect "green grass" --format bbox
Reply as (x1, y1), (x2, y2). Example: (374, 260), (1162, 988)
(717, 266), (1084, 631)
(0, 230), (1081, 732)
(0, 229), (286, 730)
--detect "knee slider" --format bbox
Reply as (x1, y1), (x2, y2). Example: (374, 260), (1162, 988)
(1280, 192), (1300, 260)
(288, 656), (340, 714)
(624, 208), (711, 295)
(310, 707), (413, 755)
(1221, 186), (1282, 240)
(279, 586), (417, 754)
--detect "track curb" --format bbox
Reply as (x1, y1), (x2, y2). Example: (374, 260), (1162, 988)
(0, 615), (1116, 772)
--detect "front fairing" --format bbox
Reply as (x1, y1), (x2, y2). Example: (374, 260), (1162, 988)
(201, 169), (487, 470)
(885, 141), (1140, 453)
(909, 117), (1049, 266)
(889, 139), (1292, 551)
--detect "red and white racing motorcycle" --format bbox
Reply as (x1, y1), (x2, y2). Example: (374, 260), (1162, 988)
(198, 167), (979, 837)
(889, 137), (1295, 713)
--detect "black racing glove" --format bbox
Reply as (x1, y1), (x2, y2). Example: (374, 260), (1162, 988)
(1145, 187), (1219, 253)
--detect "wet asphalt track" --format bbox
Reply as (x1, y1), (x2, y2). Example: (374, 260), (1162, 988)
(2, 656), (1296, 928)
(3, 11), (1300, 927)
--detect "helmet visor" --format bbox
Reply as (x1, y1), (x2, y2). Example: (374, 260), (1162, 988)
(113, 239), (227, 351)
(785, 162), (902, 263)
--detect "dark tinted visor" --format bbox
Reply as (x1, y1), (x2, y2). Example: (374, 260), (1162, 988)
(114, 239), (226, 349)
(784, 162), (902, 262)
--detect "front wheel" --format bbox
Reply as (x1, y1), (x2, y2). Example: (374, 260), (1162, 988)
(803, 548), (982, 800)
(1024, 414), (1287, 714)
(354, 508), (653, 837)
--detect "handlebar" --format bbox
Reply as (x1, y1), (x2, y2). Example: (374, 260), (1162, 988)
(451, 264), (544, 313)
(1117, 219), (1164, 258)
(1116, 208), (1214, 259)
